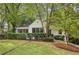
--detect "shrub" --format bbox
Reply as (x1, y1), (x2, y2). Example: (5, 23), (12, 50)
(42, 34), (54, 42)
(6, 32), (26, 40)
(29, 33), (47, 40)
(0, 32), (54, 41)
(16, 33), (26, 39)
(26, 33), (54, 41)
(69, 37), (79, 45)
(43, 36), (54, 42)
(54, 35), (64, 40)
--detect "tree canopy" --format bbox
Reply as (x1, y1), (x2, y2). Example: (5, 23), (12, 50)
(0, 3), (79, 42)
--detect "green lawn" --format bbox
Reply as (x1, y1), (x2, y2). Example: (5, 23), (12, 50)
(0, 40), (78, 55)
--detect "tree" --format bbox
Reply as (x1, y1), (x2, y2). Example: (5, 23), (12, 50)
(0, 4), (6, 33)
(50, 3), (79, 44)
(34, 3), (57, 35)
(4, 3), (21, 32)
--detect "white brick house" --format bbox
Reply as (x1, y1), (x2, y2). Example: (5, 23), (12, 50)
(0, 19), (64, 35)
(16, 19), (64, 35)
(16, 19), (46, 33)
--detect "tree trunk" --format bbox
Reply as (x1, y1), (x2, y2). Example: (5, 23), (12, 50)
(7, 22), (10, 32)
(11, 23), (16, 32)
(45, 4), (55, 36)
(64, 30), (69, 44)
(35, 4), (45, 33)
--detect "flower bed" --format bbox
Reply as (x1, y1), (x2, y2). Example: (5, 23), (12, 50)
(54, 41), (79, 53)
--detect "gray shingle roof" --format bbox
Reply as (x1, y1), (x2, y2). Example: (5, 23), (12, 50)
(18, 20), (34, 27)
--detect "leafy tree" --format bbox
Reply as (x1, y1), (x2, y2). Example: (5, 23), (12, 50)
(50, 3), (79, 44)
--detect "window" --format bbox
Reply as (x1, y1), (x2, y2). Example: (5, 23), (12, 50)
(32, 28), (43, 33)
(18, 29), (22, 33)
(32, 28), (35, 33)
(23, 29), (25, 33)
(22, 29), (25, 33)
(40, 28), (43, 32)
(36, 28), (39, 32)
(25, 29), (28, 33)
(18, 29), (28, 33)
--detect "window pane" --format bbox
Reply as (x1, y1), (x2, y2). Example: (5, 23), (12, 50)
(18, 29), (22, 33)
(22, 29), (25, 33)
(40, 28), (43, 32)
(36, 28), (39, 33)
(32, 28), (43, 33)
(26, 29), (28, 33)
(32, 28), (35, 33)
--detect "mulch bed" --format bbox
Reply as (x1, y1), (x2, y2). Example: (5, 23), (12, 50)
(54, 42), (79, 53)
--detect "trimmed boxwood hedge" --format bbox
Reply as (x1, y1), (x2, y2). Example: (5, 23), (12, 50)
(54, 35), (64, 40)
(0, 32), (54, 42)
(6, 32), (26, 40)
(26, 33), (47, 40)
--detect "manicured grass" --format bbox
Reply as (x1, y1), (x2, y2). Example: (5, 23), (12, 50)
(0, 40), (26, 54)
(6, 42), (57, 55)
(0, 40), (78, 55)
